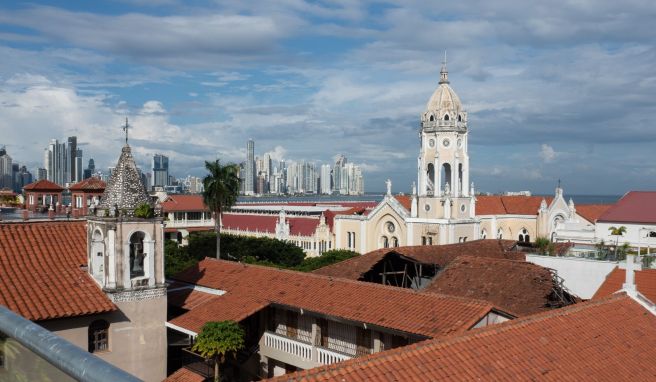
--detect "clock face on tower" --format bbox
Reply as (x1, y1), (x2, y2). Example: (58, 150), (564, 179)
(442, 138), (450, 147)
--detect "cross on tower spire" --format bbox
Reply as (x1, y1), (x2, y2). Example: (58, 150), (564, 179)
(122, 118), (130, 145)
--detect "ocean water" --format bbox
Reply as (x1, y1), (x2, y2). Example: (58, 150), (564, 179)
(0, 194), (621, 221)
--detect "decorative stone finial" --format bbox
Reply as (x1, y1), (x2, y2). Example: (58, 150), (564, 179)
(412, 181), (417, 196)
(439, 51), (449, 84)
(386, 179), (392, 196)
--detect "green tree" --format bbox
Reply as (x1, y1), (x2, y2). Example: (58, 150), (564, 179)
(134, 203), (154, 219)
(192, 321), (245, 382)
(294, 249), (359, 272)
(202, 160), (240, 259)
(534, 237), (550, 255)
(608, 226), (628, 257)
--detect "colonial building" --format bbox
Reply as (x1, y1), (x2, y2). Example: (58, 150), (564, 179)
(332, 62), (609, 253)
(69, 176), (105, 217)
(0, 142), (167, 382)
(166, 259), (512, 380)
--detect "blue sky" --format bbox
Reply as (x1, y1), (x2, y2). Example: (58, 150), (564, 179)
(0, 1), (654, 194)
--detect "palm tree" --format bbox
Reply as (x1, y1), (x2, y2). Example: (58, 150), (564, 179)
(192, 321), (245, 382)
(608, 226), (628, 257)
(203, 160), (240, 259)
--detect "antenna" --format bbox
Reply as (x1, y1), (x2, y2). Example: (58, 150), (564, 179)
(122, 118), (130, 145)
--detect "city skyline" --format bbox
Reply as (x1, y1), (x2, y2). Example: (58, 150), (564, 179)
(0, 2), (654, 194)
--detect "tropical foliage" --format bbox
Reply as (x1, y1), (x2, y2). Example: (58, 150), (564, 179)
(134, 203), (154, 219)
(192, 321), (245, 382)
(202, 160), (240, 259)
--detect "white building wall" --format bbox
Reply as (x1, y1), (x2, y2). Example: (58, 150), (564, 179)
(526, 254), (618, 299)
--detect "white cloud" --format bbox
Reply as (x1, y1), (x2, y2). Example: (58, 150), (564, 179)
(540, 144), (557, 163)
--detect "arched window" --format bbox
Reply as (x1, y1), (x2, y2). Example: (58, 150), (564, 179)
(481, 229), (487, 239)
(381, 236), (389, 248)
(129, 232), (146, 278)
(518, 228), (530, 243)
(391, 237), (398, 247)
(429, 115), (434, 121)
(441, 163), (452, 192)
(457, 115), (462, 122)
(497, 228), (503, 239)
(426, 163), (435, 193)
(444, 114), (450, 121)
(88, 320), (109, 353)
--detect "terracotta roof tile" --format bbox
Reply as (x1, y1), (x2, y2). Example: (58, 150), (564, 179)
(68, 177), (106, 191)
(424, 256), (577, 316)
(267, 294), (656, 381)
(162, 195), (208, 212)
(575, 204), (612, 223)
(221, 213), (320, 236)
(0, 221), (115, 321)
(592, 267), (656, 302)
(475, 195), (553, 216)
(168, 288), (220, 311)
(23, 179), (64, 192)
(393, 195), (412, 211)
(164, 367), (206, 382)
(169, 259), (500, 337)
(597, 191), (656, 224)
(313, 239), (521, 280)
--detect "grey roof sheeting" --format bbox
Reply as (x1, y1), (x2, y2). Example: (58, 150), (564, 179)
(99, 145), (150, 211)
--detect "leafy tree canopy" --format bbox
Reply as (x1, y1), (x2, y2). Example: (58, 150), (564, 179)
(192, 321), (245, 360)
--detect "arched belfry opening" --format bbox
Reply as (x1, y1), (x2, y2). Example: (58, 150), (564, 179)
(429, 115), (434, 121)
(129, 231), (146, 278)
(444, 114), (449, 121)
(426, 163), (435, 195)
(441, 163), (451, 193)
(458, 163), (463, 196)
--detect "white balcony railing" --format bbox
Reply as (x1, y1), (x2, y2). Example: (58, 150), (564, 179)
(263, 331), (312, 361)
(317, 347), (352, 365)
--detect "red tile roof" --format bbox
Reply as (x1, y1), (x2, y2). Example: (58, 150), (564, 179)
(162, 195), (208, 212)
(168, 287), (220, 311)
(23, 179), (64, 192)
(0, 221), (115, 321)
(424, 256), (578, 316)
(393, 195), (412, 211)
(221, 213), (320, 236)
(313, 239), (522, 280)
(169, 259), (501, 337)
(575, 204), (612, 223)
(68, 177), (106, 191)
(593, 267), (656, 302)
(267, 294), (656, 381)
(597, 191), (656, 224)
(164, 367), (206, 382)
(476, 195), (553, 215)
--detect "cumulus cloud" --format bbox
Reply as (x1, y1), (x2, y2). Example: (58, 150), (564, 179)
(540, 144), (557, 163)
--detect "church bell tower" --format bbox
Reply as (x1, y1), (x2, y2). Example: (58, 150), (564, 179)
(416, 56), (474, 221)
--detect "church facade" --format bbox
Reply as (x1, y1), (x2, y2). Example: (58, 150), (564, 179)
(333, 62), (594, 253)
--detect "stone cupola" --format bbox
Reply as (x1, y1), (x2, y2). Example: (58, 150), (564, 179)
(98, 144), (150, 215)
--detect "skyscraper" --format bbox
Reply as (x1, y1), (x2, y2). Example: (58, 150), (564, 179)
(67, 136), (77, 183)
(320, 164), (332, 194)
(152, 154), (169, 189)
(83, 158), (95, 179)
(244, 139), (255, 195)
(45, 139), (68, 185)
(0, 147), (13, 190)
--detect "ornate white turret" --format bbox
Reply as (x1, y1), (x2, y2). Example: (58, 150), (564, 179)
(275, 208), (290, 240)
(568, 198), (577, 221)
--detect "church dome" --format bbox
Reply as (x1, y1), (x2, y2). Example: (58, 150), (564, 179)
(423, 60), (464, 122)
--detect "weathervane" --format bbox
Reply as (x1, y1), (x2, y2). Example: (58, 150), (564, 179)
(122, 118), (130, 145)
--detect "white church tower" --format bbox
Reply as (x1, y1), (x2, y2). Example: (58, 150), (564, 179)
(412, 56), (478, 243)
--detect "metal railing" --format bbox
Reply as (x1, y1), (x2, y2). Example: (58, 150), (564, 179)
(0, 305), (142, 382)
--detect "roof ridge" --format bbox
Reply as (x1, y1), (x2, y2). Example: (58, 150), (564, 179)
(199, 258), (495, 308)
(273, 294), (634, 380)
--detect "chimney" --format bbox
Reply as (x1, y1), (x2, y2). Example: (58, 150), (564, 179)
(623, 253), (637, 294)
